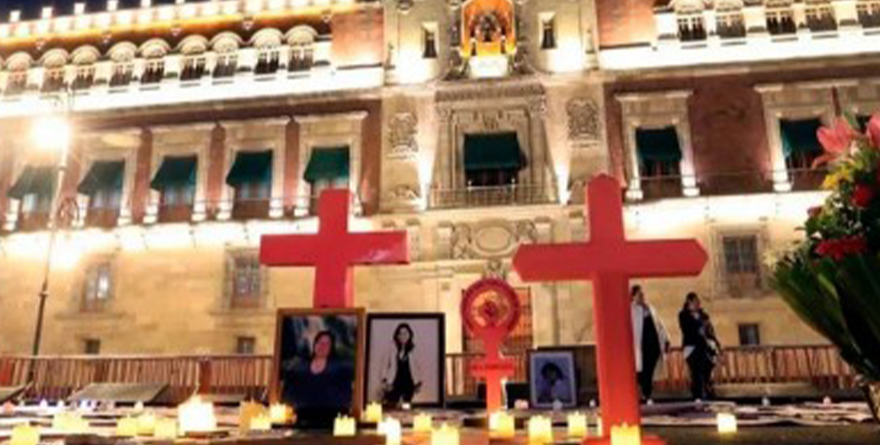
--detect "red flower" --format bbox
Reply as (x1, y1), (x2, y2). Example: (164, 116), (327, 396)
(867, 113), (880, 149)
(814, 118), (856, 168)
(853, 184), (876, 208)
(808, 206), (823, 218)
(815, 236), (868, 261)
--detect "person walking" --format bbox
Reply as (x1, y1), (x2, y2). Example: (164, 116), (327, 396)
(678, 292), (721, 400)
(631, 285), (670, 402)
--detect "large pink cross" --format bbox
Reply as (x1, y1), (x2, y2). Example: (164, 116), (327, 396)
(513, 175), (707, 444)
(260, 189), (409, 308)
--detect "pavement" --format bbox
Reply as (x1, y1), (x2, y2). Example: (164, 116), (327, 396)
(646, 425), (880, 445)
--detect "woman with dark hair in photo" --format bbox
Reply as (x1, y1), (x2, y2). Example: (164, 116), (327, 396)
(379, 323), (424, 406)
(678, 292), (721, 400)
(536, 361), (573, 404)
(282, 330), (354, 426)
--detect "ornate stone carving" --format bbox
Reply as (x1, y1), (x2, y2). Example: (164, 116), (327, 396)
(567, 98), (601, 143)
(446, 219), (541, 260)
(397, 0), (414, 13)
(436, 82), (545, 103)
(483, 259), (508, 280)
(451, 223), (473, 260)
(387, 113), (419, 160)
(385, 184), (421, 202)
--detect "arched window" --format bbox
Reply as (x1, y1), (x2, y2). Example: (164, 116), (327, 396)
(140, 42), (168, 85)
(71, 47), (99, 91)
(180, 37), (208, 82)
(212, 35), (240, 79)
(675, 1), (707, 41)
(252, 30), (282, 75)
(41, 51), (69, 94)
(4, 54), (31, 96)
(287, 28), (316, 72)
(858, 0), (880, 27)
(805, 0), (837, 31)
(766, 0), (796, 35)
(715, 1), (746, 38)
(109, 44), (136, 88)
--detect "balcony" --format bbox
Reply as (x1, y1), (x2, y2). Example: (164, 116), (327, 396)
(157, 204), (194, 224)
(84, 207), (120, 229)
(16, 211), (50, 231)
(428, 184), (552, 209)
(231, 198), (270, 221)
(640, 175), (685, 200)
(789, 167), (826, 191)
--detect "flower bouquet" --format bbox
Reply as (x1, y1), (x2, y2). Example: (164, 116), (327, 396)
(771, 113), (880, 419)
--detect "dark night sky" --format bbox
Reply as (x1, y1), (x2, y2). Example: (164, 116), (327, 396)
(0, 0), (199, 21)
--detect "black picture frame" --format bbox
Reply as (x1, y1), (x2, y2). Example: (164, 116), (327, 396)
(528, 349), (578, 409)
(272, 308), (365, 428)
(364, 313), (446, 408)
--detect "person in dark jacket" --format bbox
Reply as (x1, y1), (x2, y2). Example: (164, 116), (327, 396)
(282, 330), (354, 428)
(678, 292), (721, 400)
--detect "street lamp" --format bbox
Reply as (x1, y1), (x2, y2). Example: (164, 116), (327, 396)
(30, 90), (74, 357)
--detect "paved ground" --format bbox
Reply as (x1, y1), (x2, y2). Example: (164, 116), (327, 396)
(645, 425), (880, 445)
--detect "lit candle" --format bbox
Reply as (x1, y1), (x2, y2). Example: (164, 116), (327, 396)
(154, 417), (178, 439)
(269, 403), (293, 423)
(430, 423), (459, 445)
(596, 417), (603, 437)
(527, 416), (553, 444)
(610, 423), (641, 445)
(489, 411), (515, 439)
(239, 402), (266, 433)
(134, 401), (145, 412)
(38, 400), (49, 411)
(716, 413), (737, 435)
(137, 412), (157, 436)
(177, 396), (217, 435)
(333, 415), (356, 437)
(116, 416), (139, 437)
(363, 402), (383, 423)
(413, 412), (433, 433)
(382, 418), (402, 445)
(567, 412), (588, 438)
(250, 414), (272, 431)
(53, 412), (90, 433)
(10, 424), (40, 445)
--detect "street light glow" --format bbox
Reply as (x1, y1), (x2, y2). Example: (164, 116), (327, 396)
(32, 115), (71, 152)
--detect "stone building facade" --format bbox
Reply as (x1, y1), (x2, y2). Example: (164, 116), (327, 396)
(1, 0), (869, 356)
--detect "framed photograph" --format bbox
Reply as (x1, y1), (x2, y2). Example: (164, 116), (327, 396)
(273, 308), (365, 427)
(528, 350), (578, 409)
(364, 313), (445, 408)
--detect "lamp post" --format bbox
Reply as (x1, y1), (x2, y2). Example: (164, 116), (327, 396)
(30, 88), (74, 357)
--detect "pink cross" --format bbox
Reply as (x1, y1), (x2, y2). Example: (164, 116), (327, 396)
(260, 189), (410, 308)
(513, 175), (707, 443)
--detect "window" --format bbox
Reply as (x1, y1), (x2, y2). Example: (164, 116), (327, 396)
(766, 8), (797, 35)
(858, 1), (880, 27)
(635, 127), (683, 178)
(806, 3), (836, 31)
(41, 68), (66, 93)
(141, 58), (165, 85)
(161, 184), (195, 207)
(255, 47), (280, 75)
(738, 324), (761, 346)
(716, 11), (746, 38)
(678, 14), (707, 41)
(236, 336), (256, 355)
(722, 234), (762, 294)
(423, 25), (438, 58)
(82, 261), (113, 312)
(83, 339), (101, 355)
(463, 133), (525, 187)
(110, 61), (133, 87)
(540, 16), (556, 50)
(72, 65), (95, 90)
(214, 52), (238, 78)
(289, 44), (314, 72)
(180, 55), (206, 81)
(231, 255), (262, 308)
(4, 70), (28, 96)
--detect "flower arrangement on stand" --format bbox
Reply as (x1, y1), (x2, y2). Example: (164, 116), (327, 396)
(772, 113), (880, 420)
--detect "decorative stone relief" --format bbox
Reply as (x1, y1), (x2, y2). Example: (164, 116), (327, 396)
(385, 184), (421, 202)
(567, 98), (601, 144)
(387, 113), (419, 160)
(446, 219), (540, 260)
(397, 0), (414, 13)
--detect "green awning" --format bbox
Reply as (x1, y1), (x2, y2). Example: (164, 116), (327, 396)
(463, 132), (525, 172)
(7, 166), (55, 199)
(635, 127), (683, 162)
(150, 155), (197, 191)
(226, 151), (272, 187)
(304, 147), (350, 183)
(780, 119), (822, 157)
(77, 161), (124, 195)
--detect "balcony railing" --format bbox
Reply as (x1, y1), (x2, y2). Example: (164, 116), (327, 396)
(627, 169), (819, 202)
(0, 344), (855, 404)
(230, 198), (271, 221)
(428, 184), (553, 209)
(84, 207), (121, 229)
(640, 175), (685, 200)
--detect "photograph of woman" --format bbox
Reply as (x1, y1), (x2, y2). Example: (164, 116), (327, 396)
(365, 314), (445, 407)
(378, 323), (425, 405)
(529, 350), (578, 408)
(275, 310), (363, 429)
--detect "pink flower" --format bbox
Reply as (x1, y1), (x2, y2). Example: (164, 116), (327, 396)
(853, 184), (875, 208)
(814, 118), (856, 168)
(815, 236), (868, 261)
(867, 113), (880, 149)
